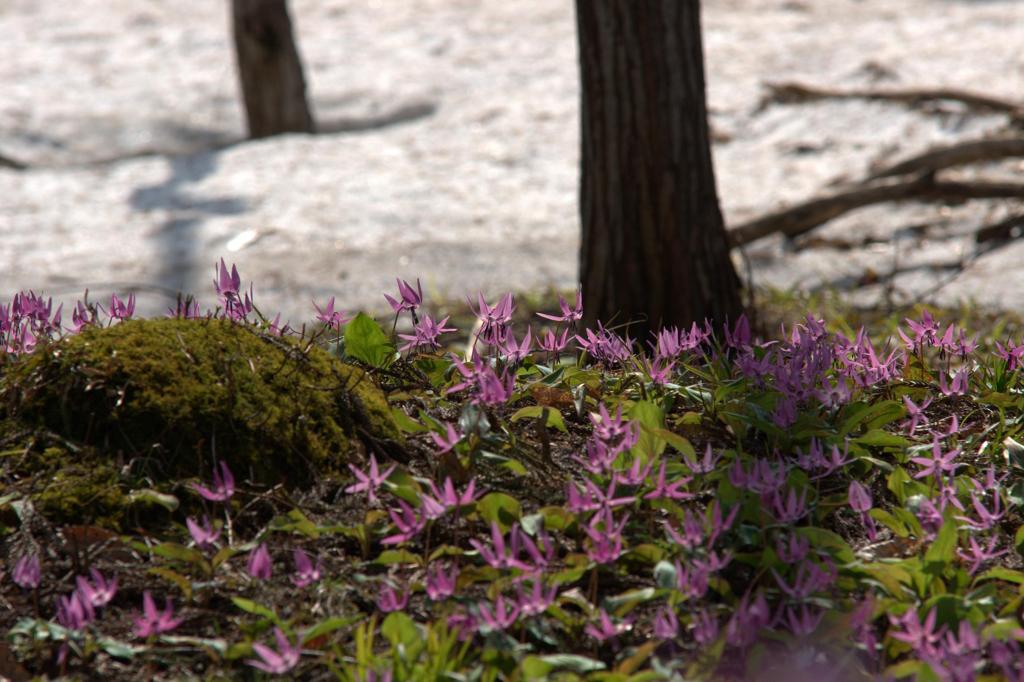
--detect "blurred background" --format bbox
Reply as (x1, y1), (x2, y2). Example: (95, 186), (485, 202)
(1, 0), (1022, 324)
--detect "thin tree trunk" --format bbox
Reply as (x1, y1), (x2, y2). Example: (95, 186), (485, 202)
(232, 0), (315, 138)
(576, 1), (741, 340)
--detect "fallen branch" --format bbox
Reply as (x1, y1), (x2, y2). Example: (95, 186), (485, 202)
(867, 137), (1024, 181)
(976, 213), (1024, 244)
(0, 151), (27, 170)
(763, 81), (1024, 120)
(730, 177), (1024, 247)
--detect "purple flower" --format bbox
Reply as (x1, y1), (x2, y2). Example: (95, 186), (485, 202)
(246, 627), (302, 675)
(291, 549), (323, 588)
(377, 583), (409, 613)
(938, 368), (970, 397)
(536, 291), (582, 323)
(430, 422), (462, 454)
(214, 258), (242, 301)
(425, 563), (458, 601)
(643, 461), (693, 501)
(576, 324), (633, 365)
(585, 609), (631, 643)
(470, 291), (515, 329)
(345, 454), (396, 505)
(902, 395), (932, 434)
(911, 439), (962, 480)
(653, 605), (679, 640)
(134, 591), (183, 638)
(478, 594), (520, 632)
(56, 590), (95, 630)
(447, 356), (515, 406)
(422, 477), (481, 516)
(691, 608), (719, 646)
(782, 604), (824, 637)
(186, 516), (221, 550)
(957, 535), (1007, 576)
(247, 543), (273, 580)
(769, 486), (810, 524)
(75, 568), (117, 608)
(192, 460), (235, 503)
(848, 481), (872, 513)
(775, 531), (810, 564)
(12, 553), (41, 590)
(955, 491), (1005, 531)
(515, 579), (557, 618)
(398, 314), (457, 353)
(381, 500), (426, 545)
(384, 278), (423, 315)
(469, 522), (532, 571)
(889, 606), (944, 659)
(725, 591), (771, 648)
(313, 296), (351, 330)
(682, 443), (721, 475)
(499, 327), (533, 364)
(537, 327), (570, 355)
(583, 509), (628, 565)
(108, 293), (136, 321)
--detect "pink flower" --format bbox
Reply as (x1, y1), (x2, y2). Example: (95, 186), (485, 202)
(246, 627), (302, 675)
(290, 549), (323, 588)
(186, 516), (221, 550)
(247, 543), (273, 580)
(585, 609), (631, 642)
(377, 583), (409, 613)
(12, 553), (41, 590)
(313, 296), (350, 330)
(191, 460), (235, 503)
(134, 591), (183, 638)
(345, 454), (396, 504)
(425, 563), (458, 601)
(75, 568), (118, 608)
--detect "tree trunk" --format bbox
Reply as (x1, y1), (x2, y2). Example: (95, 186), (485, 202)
(576, 0), (741, 341)
(232, 0), (315, 138)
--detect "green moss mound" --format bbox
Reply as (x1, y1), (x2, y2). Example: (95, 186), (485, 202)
(1, 318), (403, 501)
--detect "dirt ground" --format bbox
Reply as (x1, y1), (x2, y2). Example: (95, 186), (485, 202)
(1, 0), (1022, 324)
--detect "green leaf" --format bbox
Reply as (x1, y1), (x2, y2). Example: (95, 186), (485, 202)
(272, 508), (320, 539)
(157, 635), (228, 655)
(150, 542), (205, 567)
(649, 428), (696, 459)
(230, 597), (279, 623)
(1015, 525), (1024, 556)
(374, 549), (422, 566)
(126, 489), (180, 512)
(603, 588), (656, 616)
(510, 405), (568, 433)
(523, 654), (606, 675)
(147, 567), (193, 601)
(870, 509), (910, 537)
(855, 429), (912, 449)
(302, 616), (360, 644)
(476, 492), (522, 530)
(381, 611), (420, 649)
(630, 401), (666, 458)
(796, 527), (856, 564)
(95, 636), (141, 660)
(924, 516), (958, 568)
(390, 407), (428, 434)
(344, 312), (395, 368)
(975, 567), (1024, 585)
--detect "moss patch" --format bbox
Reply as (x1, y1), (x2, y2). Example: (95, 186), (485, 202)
(0, 318), (403, 521)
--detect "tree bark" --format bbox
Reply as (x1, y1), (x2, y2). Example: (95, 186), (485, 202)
(576, 0), (741, 341)
(232, 0), (315, 139)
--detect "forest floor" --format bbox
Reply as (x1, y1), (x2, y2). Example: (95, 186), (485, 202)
(0, 0), (1022, 323)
